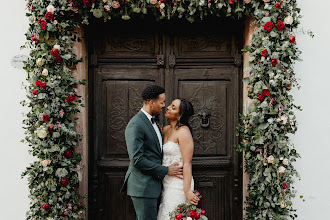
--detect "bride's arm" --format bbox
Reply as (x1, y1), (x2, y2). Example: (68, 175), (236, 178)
(178, 127), (199, 205)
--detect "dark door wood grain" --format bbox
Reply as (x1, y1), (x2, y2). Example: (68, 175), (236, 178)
(88, 20), (243, 220)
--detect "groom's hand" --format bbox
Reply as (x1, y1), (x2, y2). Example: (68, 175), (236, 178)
(168, 163), (183, 178)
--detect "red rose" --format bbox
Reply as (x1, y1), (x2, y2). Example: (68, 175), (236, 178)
(289, 36), (296, 43)
(54, 56), (62, 63)
(262, 89), (270, 97)
(32, 89), (38, 95)
(51, 48), (59, 56)
(271, 58), (278, 66)
(283, 183), (288, 189)
(276, 20), (285, 31)
(264, 22), (274, 32)
(65, 98), (71, 105)
(83, 0), (91, 6)
(201, 210), (205, 215)
(43, 114), (50, 122)
(195, 212), (201, 219)
(59, 178), (69, 186)
(40, 20), (47, 30)
(275, 2), (281, 9)
(68, 94), (76, 102)
(41, 203), (50, 210)
(257, 94), (265, 102)
(175, 214), (183, 220)
(48, 124), (54, 132)
(229, 0), (235, 6)
(261, 49), (269, 57)
(36, 80), (47, 89)
(40, 82), (46, 89)
(45, 12), (53, 20)
(64, 150), (73, 158)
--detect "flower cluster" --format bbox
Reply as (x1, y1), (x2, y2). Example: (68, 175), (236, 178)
(22, 0), (306, 219)
(169, 191), (207, 220)
(22, 1), (85, 219)
(235, 0), (307, 219)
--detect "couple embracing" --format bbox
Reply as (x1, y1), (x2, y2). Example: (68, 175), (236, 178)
(121, 85), (199, 220)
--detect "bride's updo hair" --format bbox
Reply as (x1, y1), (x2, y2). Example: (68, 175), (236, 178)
(176, 98), (194, 134)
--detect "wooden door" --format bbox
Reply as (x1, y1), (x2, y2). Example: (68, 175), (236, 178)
(88, 20), (243, 220)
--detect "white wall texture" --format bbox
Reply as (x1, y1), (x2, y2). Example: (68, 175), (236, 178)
(0, 1), (328, 219)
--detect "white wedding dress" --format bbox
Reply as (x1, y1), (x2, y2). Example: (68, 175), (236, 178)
(157, 141), (194, 220)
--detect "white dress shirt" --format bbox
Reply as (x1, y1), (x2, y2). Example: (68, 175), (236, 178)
(141, 108), (163, 151)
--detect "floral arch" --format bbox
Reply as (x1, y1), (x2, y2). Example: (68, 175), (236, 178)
(22, 0), (303, 219)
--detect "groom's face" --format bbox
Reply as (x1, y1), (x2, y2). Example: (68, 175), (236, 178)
(150, 93), (166, 116)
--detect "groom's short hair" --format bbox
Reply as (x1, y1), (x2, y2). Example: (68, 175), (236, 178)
(142, 85), (165, 101)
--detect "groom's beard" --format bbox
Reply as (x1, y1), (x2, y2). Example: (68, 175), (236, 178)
(151, 108), (163, 117)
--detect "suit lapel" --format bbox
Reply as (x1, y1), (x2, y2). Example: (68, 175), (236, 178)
(137, 111), (162, 155)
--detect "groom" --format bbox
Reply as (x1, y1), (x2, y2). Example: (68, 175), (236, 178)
(121, 85), (183, 220)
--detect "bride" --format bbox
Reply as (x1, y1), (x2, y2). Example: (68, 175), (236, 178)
(157, 98), (199, 220)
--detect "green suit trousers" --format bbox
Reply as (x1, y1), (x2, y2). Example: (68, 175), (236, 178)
(131, 197), (158, 220)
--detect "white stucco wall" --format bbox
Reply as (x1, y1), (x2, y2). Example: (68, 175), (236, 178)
(0, 1), (329, 219)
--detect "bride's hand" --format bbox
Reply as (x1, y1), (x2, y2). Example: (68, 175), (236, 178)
(185, 190), (199, 205)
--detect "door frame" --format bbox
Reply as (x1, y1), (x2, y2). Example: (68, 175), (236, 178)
(73, 17), (255, 219)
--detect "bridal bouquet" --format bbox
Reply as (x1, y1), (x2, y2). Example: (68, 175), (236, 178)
(169, 190), (208, 220)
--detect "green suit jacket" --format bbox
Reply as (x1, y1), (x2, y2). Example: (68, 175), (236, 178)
(121, 110), (169, 198)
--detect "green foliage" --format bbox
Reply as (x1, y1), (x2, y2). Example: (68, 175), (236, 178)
(22, 0), (304, 219)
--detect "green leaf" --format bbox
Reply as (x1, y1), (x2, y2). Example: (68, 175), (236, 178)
(242, 77), (250, 84)
(259, 123), (269, 130)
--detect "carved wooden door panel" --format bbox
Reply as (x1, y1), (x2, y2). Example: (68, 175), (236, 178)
(89, 22), (242, 220)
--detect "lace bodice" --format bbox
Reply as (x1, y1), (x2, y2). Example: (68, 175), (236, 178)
(162, 141), (183, 166)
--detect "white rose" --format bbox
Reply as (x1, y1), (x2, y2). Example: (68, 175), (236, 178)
(244, 0), (251, 3)
(280, 201), (287, 208)
(53, 44), (61, 50)
(160, 3), (165, 9)
(284, 15), (293, 25)
(187, 218), (193, 220)
(37, 128), (48, 139)
(267, 155), (274, 164)
(47, 4), (56, 13)
(283, 158), (289, 165)
(150, 0), (157, 4)
(36, 58), (44, 67)
(278, 166), (286, 174)
(269, 79), (274, 85)
(280, 157), (283, 160)
(56, 168), (68, 178)
(53, 132), (60, 138)
(41, 159), (51, 167)
(42, 68), (48, 76)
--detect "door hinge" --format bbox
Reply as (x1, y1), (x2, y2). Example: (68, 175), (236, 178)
(90, 54), (98, 66)
(157, 54), (165, 66)
(169, 54), (176, 68)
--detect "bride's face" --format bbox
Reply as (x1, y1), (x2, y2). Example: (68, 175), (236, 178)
(164, 99), (181, 120)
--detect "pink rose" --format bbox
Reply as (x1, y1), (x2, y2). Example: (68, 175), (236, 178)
(59, 109), (65, 118)
(112, 1), (120, 9)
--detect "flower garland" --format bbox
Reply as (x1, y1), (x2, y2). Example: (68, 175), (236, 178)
(22, 0), (304, 219)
